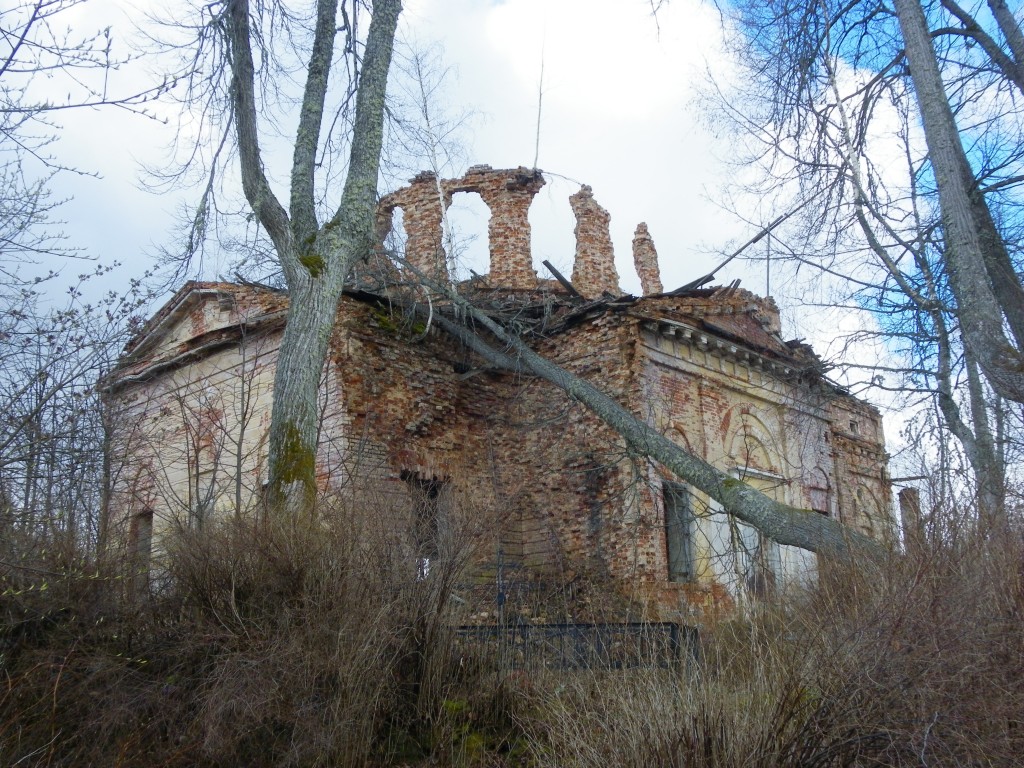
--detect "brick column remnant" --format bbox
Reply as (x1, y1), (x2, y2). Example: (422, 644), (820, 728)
(569, 185), (621, 298)
(377, 171), (450, 285)
(455, 165), (545, 290)
(632, 222), (663, 295)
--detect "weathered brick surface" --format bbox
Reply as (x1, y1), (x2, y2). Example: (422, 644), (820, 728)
(632, 222), (663, 295)
(377, 170), (448, 284)
(569, 185), (621, 298)
(106, 171), (893, 620)
(378, 165), (545, 289)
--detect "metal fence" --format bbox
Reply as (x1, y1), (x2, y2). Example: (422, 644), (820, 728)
(454, 621), (698, 671)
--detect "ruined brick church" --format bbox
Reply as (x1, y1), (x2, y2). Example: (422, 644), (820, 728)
(105, 166), (892, 617)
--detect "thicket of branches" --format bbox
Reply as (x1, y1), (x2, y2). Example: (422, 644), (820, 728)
(2, 486), (1021, 766)
(0, 0), (155, 555)
(711, 0), (1024, 522)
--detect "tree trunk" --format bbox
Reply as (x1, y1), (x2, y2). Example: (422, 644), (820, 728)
(893, 0), (1024, 403)
(225, 0), (402, 516)
(429, 309), (881, 558)
(964, 350), (1006, 526)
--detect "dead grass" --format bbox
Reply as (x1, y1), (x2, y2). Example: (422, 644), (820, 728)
(521, 524), (1024, 767)
(1, 487), (522, 766)
(2, 499), (1023, 766)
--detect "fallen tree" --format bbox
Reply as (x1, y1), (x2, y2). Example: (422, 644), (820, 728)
(392, 262), (883, 559)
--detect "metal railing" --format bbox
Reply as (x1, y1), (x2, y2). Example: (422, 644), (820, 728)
(454, 621), (698, 670)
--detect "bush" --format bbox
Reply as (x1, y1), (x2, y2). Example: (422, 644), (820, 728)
(3, 496), (1022, 766)
(1, 488), (517, 766)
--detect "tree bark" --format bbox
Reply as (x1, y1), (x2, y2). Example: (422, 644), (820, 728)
(964, 349), (1006, 525)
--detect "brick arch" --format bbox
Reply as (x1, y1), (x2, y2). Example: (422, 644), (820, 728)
(666, 421), (696, 455)
(722, 406), (783, 477)
(377, 166), (545, 290)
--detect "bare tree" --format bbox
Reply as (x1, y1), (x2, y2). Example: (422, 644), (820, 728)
(1, 0), (166, 274)
(707, 0), (1024, 521)
(157, 0), (401, 516)
(716, 0), (1024, 395)
(0, 1), (163, 551)
(892, 0), (1024, 404)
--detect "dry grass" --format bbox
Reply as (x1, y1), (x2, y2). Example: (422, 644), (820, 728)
(2, 498), (1023, 766)
(1, 488), (521, 766)
(522, 525), (1024, 767)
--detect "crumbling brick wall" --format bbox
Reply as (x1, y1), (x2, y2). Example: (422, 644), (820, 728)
(106, 169), (894, 620)
(569, 185), (621, 298)
(632, 223), (663, 296)
(377, 165), (545, 290)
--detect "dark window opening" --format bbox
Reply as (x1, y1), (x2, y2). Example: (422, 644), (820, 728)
(130, 509), (154, 593)
(402, 470), (447, 579)
(664, 482), (695, 583)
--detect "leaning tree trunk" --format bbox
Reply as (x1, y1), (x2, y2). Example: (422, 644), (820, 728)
(893, 0), (1024, 403)
(225, 0), (402, 516)
(426, 306), (880, 558)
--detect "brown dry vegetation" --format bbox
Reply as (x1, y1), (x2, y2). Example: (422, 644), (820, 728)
(2, 495), (1022, 767)
(526, 527), (1024, 767)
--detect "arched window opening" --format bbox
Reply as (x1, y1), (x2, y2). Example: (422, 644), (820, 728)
(444, 192), (490, 281)
(385, 207), (408, 266)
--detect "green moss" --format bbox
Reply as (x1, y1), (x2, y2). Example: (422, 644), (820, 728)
(298, 251), (326, 277)
(371, 305), (428, 339)
(276, 421), (316, 494)
(371, 305), (403, 333)
(722, 476), (744, 492)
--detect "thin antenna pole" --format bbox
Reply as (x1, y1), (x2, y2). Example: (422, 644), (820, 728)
(766, 230), (771, 296)
(533, 33), (545, 170)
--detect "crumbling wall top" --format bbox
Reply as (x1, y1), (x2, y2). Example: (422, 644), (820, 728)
(632, 222), (663, 296)
(569, 185), (621, 298)
(377, 166), (545, 290)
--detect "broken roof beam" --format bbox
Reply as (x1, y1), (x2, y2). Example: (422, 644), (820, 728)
(542, 260), (583, 299)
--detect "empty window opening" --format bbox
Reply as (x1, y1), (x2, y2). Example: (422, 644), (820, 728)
(384, 207), (409, 272)
(664, 482), (695, 583)
(529, 183), (578, 282)
(130, 509), (154, 591)
(445, 192), (490, 281)
(402, 470), (448, 579)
